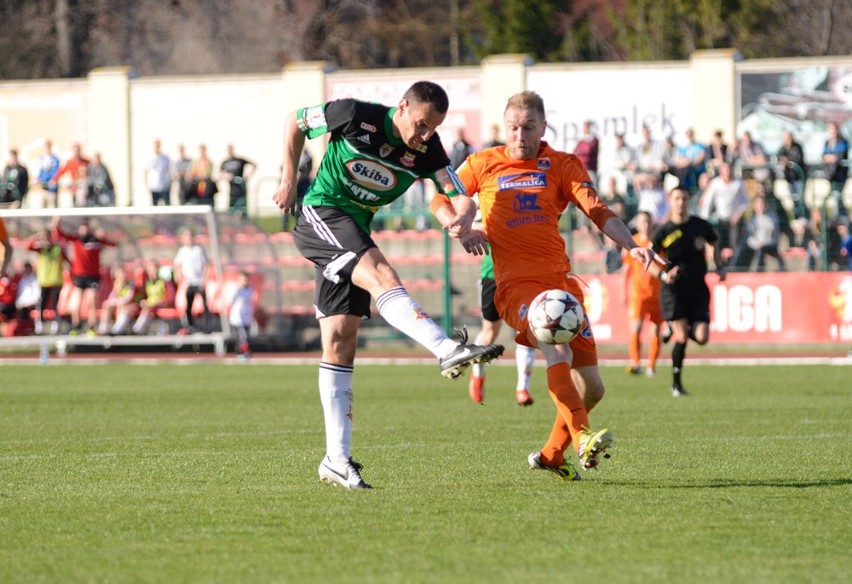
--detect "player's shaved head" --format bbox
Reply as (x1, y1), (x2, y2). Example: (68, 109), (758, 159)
(403, 81), (449, 114)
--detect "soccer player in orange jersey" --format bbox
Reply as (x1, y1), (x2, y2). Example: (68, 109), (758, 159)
(623, 211), (663, 377)
(432, 91), (663, 479)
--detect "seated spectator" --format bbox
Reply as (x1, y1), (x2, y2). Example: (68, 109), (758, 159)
(822, 122), (849, 221)
(97, 266), (137, 335)
(706, 129), (728, 175)
(670, 128), (707, 192)
(828, 221), (852, 271)
(132, 261), (176, 335)
(634, 126), (667, 192)
(777, 131), (808, 219)
(599, 175), (626, 221)
(733, 131), (770, 185)
(737, 195), (786, 272)
(790, 218), (822, 271)
(26, 229), (69, 335)
(698, 161), (749, 251)
(635, 174), (668, 226)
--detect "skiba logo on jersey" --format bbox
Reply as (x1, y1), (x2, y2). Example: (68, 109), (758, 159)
(346, 159), (397, 191)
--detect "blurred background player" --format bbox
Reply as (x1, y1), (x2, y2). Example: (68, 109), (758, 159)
(623, 211), (663, 377)
(469, 241), (536, 406)
(651, 186), (726, 397)
(97, 265), (137, 335)
(132, 260), (175, 335)
(173, 229), (211, 334)
(228, 271), (254, 359)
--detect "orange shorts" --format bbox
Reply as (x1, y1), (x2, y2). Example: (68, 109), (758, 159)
(495, 273), (597, 367)
(628, 296), (664, 324)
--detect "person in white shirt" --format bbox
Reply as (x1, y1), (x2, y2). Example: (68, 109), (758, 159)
(173, 230), (210, 333)
(635, 174), (669, 225)
(698, 161), (749, 251)
(228, 271), (254, 359)
(145, 139), (172, 206)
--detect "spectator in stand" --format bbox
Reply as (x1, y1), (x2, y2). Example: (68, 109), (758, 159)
(599, 175), (626, 221)
(733, 131), (770, 185)
(827, 221), (851, 271)
(449, 128), (473, 170)
(97, 266), (136, 335)
(634, 126), (667, 191)
(483, 124), (504, 148)
(608, 133), (637, 199)
(132, 260), (175, 335)
(635, 174), (668, 226)
(740, 193), (787, 272)
(26, 229), (69, 334)
(822, 122), (849, 221)
(50, 142), (90, 207)
(14, 261), (39, 325)
(706, 129), (728, 175)
(185, 144), (216, 205)
(85, 152), (115, 206)
(217, 143), (256, 216)
(840, 222), (852, 271)
(228, 271), (254, 359)
(1, 149), (29, 206)
(173, 144), (192, 205)
(37, 140), (60, 208)
(173, 229), (211, 334)
(698, 161), (749, 252)
(52, 217), (116, 336)
(146, 139), (172, 206)
(777, 130), (808, 219)
(789, 218), (821, 271)
(573, 120), (599, 184)
(671, 128), (707, 192)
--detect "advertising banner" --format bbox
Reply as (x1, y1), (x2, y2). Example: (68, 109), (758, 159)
(582, 271), (852, 345)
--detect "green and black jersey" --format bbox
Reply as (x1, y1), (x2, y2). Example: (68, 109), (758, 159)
(297, 98), (463, 232)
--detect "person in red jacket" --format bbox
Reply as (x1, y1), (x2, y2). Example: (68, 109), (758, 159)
(52, 216), (116, 336)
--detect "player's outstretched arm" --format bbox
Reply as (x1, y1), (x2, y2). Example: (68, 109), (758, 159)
(273, 111), (306, 215)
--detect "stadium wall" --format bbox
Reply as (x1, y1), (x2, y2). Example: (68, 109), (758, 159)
(2, 51), (851, 217)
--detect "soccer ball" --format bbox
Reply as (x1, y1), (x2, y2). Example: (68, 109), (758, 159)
(527, 289), (585, 345)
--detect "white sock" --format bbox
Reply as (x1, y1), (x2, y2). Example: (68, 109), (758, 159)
(376, 287), (456, 358)
(318, 362), (354, 463)
(515, 343), (536, 391)
(132, 314), (149, 334)
(472, 330), (487, 377)
(112, 314), (130, 334)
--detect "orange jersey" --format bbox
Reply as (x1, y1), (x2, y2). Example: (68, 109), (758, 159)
(451, 142), (616, 284)
(624, 233), (661, 303)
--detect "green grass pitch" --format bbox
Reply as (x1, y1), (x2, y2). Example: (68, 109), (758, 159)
(1, 363), (850, 583)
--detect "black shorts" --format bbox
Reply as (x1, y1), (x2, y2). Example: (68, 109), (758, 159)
(293, 205), (376, 318)
(661, 280), (710, 324)
(73, 275), (101, 290)
(479, 277), (500, 322)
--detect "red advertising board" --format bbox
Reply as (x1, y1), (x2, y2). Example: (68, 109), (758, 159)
(581, 271), (852, 345)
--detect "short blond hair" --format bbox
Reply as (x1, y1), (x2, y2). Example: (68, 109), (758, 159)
(505, 91), (545, 118)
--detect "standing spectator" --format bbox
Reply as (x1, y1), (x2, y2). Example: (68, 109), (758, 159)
(840, 222), (852, 271)
(1, 149), (29, 206)
(97, 266), (136, 335)
(623, 211), (662, 377)
(227, 271), (254, 359)
(734, 131), (770, 184)
(37, 140), (60, 208)
(483, 124), (504, 148)
(573, 119), (599, 184)
(635, 126), (667, 190)
(0, 217), (11, 281)
(173, 229), (211, 334)
(599, 175), (626, 221)
(85, 153), (115, 206)
(145, 139), (172, 206)
(698, 161), (749, 252)
(53, 217), (115, 336)
(652, 187), (726, 397)
(789, 218), (821, 271)
(608, 133), (637, 198)
(777, 130), (808, 219)
(217, 143), (256, 215)
(449, 128), (473, 170)
(707, 129), (729, 174)
(26, 229), (69, 334)
(671, 128), (707, 192)
(186, 144), (216, 205)
(635, 174), (668, 226)
(50, 142), (90, 207)
(741, 193), (787, 272)
(132, 260), (175, 335)
(822, 122), (849, 221)
(172, 144), (192, 205)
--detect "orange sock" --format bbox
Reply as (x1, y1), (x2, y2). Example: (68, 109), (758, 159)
(628, 332), (640, 367)
(648, 333), (660, 370)
(539, 362), (589, 465)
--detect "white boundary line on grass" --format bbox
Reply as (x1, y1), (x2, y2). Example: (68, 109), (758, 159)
(1, 356), (851, 366)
